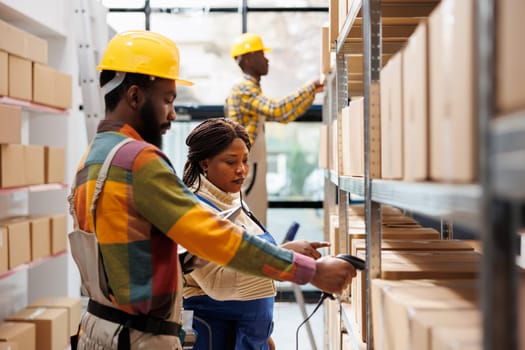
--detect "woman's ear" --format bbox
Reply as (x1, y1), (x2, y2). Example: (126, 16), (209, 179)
(199, 159), (208, 172)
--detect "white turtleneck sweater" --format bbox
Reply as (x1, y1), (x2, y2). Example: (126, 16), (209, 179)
(183, 175), (276, 301)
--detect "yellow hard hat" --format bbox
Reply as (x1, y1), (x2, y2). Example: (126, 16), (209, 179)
(97, 30), (193, 86)
(230, 33), (272, 59)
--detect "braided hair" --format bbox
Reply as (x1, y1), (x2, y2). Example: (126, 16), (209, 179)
(183, 118), (251, 191)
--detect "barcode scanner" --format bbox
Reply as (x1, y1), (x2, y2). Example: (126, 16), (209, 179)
(335, 253), (366, 270)
(320, 254), (366, 302)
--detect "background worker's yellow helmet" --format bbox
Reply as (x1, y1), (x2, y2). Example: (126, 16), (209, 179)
(97, 30), (193, 86)
(230, 33), (272, 59)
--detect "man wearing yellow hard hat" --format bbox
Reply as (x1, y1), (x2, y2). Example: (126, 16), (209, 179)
(68, 30), (355, 350)
(225, 33), (324, 226)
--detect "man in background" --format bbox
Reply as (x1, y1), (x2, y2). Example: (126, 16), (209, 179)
(225, 33), (324, 225)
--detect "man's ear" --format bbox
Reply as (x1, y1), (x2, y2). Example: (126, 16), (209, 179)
(127, 85), (142, 110)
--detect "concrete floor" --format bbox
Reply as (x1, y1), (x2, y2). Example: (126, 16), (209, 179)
(272, 300), (325, 350)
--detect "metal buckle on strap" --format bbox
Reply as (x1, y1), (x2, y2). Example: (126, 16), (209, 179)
(87, 299), (182, 337)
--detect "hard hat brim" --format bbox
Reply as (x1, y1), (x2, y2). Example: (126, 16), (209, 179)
(96, 65), (194, 86)
(175, 77), (194, 86)
(232, 47), (272, 59)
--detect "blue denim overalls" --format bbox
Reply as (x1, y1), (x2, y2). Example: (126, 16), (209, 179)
(184, 194), (277, 350)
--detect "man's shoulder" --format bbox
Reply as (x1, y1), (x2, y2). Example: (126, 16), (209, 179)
(229, 78), (259, 96)
(90, 135), (166, 169)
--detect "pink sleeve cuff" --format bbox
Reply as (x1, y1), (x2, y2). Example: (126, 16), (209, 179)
(292, 252), (317, 285)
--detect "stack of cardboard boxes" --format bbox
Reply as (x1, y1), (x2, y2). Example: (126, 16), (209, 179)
(0, 17), (69, 282)
(0, 214), (68, 275)
(0, 18), (72, 109)
(0, 296), (82, 350)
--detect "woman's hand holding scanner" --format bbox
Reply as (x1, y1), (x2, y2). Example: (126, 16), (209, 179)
(281, 241), (330, 260)
(310, 256), (357, 294)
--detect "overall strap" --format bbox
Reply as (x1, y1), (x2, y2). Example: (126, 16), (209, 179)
(67, 138), (134, 231)
(194, 193), (222, 212)
(91, 138), (134, 232)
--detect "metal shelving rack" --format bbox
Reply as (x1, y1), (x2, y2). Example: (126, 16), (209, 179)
(324, 0), (521, 349)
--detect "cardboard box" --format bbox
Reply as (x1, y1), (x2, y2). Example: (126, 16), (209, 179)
(28, 297), (82, 337)
(330, 118), (338, 173)
(329, 0), (339, 50)
(0, 227), (7, 274)
(429, 0), (476, 182)
(351, 239), (474, 256)
(326, 298), (341, 350)
(32, 63), (54, 107)
(44, 147), (65, 184)
(49, 214), (67, 254)
(348, 204), (402, 217)
(355, 249), (477, 342)
(496, 0), (525, 114)
(8, 55), (32, 101)
(320, 25), (331, 75)
(0, 218), (31, 269)
(28, 216), (50, 261)
(0, 342), (18, 350)
(432, 327), (481, 350)
(6, 307), (68, 350)
(371, 280), (478, 350)
(347, 228), (440, 255)
(0, 322), (35, 350)
(0, 51), (7, 96)
(411, 309), (480, 350)
(24, 145), (45, 186)
(340, 106), (352, 176)
(33, 63), (72, 109)
(381, 51), (403, 179)
(55, 70), (72, 109)
(0, 104), (22, 144)
(349, 97), (365, 176)
(350, 238), (479, 341)
(338, 0), (348, 32)
(403, 22), (429, 181)
(340, 105), (352, 175)
(319, 124), (328, 169)
(0, 19), (47, 64)
(0, 144), (25, 188)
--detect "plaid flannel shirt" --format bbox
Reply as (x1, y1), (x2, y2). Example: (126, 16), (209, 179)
(224, 74), (316, 144)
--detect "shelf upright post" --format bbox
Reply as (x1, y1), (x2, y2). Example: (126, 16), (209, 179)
(324, 74), (338, 243)
(336, 52), (350, 256)
(363, 0), (382, 348)
(322, 72), (340, 350)
(477, 0), (518, 349)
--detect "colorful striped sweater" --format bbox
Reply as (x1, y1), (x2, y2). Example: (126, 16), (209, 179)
(71, 120), (316, 318)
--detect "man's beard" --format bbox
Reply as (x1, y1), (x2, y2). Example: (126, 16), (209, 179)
(138, 99), (163, 148)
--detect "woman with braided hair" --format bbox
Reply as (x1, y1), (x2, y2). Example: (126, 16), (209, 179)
(182, 118), (330, 350)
